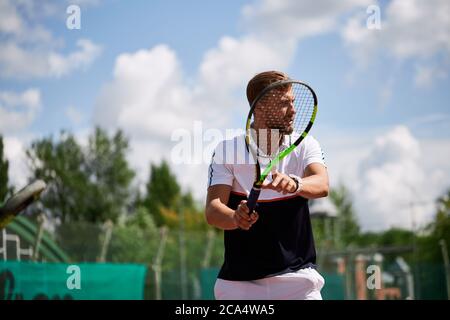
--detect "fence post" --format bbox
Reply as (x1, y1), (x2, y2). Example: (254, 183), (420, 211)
(202, 229), (215, 268)
(97, 220), (113, 262)
(439, 239), (450, 300)
(32, 213), (46, 261)
(152, 226), (168, 300)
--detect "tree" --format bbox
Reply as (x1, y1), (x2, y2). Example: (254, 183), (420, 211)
(144, 160), (181, 226)
(27, 131), (88, 223)
(419, 189), (450, 263)
(329, 184), (360, 246)
(83, 128), (135, 222)
(108, 206), (159, 263)
(0, 136), (9, 203)
(27, 128), (135, 223)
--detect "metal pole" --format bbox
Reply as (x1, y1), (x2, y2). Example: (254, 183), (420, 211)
(32, 213), (46, 261)
(410, 201), (420, 299)
(152, 226), (168, 300)
(396, 256), (414, 300)
(202, 229), (215, 268)
(439, 239), (450, 300)
(345, 246), (354, 300)
(98, 220), (113, 262)
(179, 208), (187, 300)
(333, 215), (341, 250)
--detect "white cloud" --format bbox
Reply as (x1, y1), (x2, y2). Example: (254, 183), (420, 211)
(0, 89), (40, 189)
(3, 136), (30, 188)
(0, 88), (41, 133)
(242, 0), (371, 40)
(93, 35), (296, 198)
(95, 45), (199, 139)
(342, 0), (450, 83)
(93, 45), (210, 197)
(199, 35), (290, 93)
(0, 0), (23, 35)
(91, 0), (450, 212)
(351, 126), (449, 231)
(317, 126), (373, 189)
(48, 39), (102, 77)
(0, 39), (101, 79)
(0, 0), (101, 79)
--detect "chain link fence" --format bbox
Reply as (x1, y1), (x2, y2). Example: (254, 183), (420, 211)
(1, 215), (448, 300)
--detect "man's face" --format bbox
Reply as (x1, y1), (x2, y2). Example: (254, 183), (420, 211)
(255, 85), (296, 134)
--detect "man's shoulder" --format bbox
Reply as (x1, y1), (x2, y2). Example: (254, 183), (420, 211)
(294, 134), (320, 151)
(304, 134), (319, 143)
(211, 134), (247, 163)
(214, 134), (246, 150)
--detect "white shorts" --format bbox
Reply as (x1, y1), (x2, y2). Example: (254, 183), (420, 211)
(214, 267), (325, 300)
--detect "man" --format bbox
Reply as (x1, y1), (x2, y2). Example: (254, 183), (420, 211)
(205, 70), (329, 300)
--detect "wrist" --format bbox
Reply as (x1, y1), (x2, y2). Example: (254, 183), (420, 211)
(288, 174), (303, 193)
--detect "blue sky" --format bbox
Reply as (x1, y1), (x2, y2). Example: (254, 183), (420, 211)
(1, 0), (449, 231)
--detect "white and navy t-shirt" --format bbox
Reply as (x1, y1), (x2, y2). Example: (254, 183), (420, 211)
(208, 134), (326, 281)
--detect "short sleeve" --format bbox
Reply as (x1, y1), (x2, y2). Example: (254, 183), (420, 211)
(207, 141), (234, 187)
(302, 136), (326, 172)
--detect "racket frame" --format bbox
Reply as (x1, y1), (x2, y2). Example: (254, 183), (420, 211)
(244, 80), (318, 212)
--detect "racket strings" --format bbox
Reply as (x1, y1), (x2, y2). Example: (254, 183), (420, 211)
(292, 83), (315, 134)
(249, 82), (315, 157)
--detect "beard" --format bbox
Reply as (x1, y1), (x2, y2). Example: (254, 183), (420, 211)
(268, 118), (294, 135)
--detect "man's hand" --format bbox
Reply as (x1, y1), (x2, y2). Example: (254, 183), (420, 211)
(234, 200), (259, 230)
(261, 170), (297, 194)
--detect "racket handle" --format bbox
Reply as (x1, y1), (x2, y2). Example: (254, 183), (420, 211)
(246, 187), (261, 213)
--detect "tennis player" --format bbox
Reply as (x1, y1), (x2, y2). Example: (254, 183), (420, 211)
(205, 71), (329, 300)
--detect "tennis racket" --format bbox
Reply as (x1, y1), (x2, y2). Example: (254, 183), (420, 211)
(245, 79), (317, 213)
(0, 180), (46, 229)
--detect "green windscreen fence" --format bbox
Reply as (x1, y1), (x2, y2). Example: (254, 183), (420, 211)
(0, 261), (147, 300)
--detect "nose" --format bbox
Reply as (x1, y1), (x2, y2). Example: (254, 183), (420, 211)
(288, 102), (295, 116)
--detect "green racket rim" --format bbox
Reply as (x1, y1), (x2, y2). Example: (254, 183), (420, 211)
(245, 80), (318, 186)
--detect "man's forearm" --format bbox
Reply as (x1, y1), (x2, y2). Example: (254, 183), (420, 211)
(298, 174), (329, 199)
(205, 201), (238, 230)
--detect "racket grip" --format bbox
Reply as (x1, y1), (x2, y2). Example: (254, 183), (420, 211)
(246, 187), (261, 213)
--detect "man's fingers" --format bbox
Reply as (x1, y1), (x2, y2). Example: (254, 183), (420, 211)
(271, 174), (283, 188)
(250, 212), (259, 222)
(234, 204), (259, 230)
(236, 214), (252, 229)
(261, 173), (295, 194)
(237, 210), (251, 222)
(261, 181), (272, 189)
(237, 201), (252, 222)
(239, 200), (250, 214)
(280, 179), (289, 194)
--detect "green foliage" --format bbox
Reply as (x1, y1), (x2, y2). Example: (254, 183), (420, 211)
(54, 220), (104, 262)
(107, 206), (159, 263)
(355, 228), (414, 248)
(27, 131), (87, 223)
(0, 135), (9, 203)
(378, 228), (414, 246)
(144, 160), (180, 226)
(418, 189), (450, 263)
(143, 160), (205, 229)
(26, 128), (135, 223)
(329, 184), (360, 246)
(83, 128), (135, 222)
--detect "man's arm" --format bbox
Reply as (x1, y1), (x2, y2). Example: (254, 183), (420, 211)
(261, 163), (329, 199)
(205, 184), (259, 230)
(298, 163), (329, 199)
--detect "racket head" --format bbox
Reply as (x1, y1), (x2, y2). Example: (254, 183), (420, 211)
(245, 80), (318, 186)
(0, 180), (47, 229)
